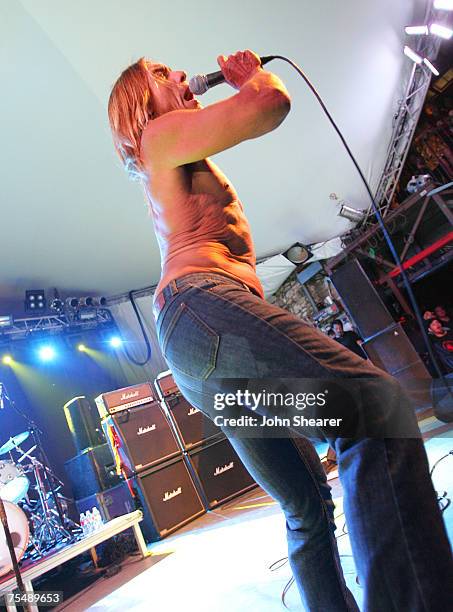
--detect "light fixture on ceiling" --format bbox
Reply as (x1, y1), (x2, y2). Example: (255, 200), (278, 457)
(404, 46), (423, 64)
(25, 290), (46, 312)
(434, 0), (453, 10)
(50, 298), (64, 312)
(65, 297), (79, 309)
(430, 23), (453, 38)
(423, 58), (440, 75)
(283, 243), (313, 265)
(0, 315), (13, 328)
(405, 25), (429, 35)
(338, 204), (366, 224)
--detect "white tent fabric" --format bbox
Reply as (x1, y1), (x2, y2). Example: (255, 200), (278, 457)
(0, 0), (427, 312)
(256, 255), (296, 299)
(108, 295), (168, 384)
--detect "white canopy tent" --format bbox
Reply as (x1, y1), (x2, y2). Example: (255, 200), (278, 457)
(0, 0), (428, 313)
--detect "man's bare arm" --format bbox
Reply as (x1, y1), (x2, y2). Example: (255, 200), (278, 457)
(141, 51), (291, 169)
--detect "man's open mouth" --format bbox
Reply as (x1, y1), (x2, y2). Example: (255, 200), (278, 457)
(184, 88), (194, 101)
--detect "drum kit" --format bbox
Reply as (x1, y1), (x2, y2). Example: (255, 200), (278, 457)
(0, 388), (78, 578)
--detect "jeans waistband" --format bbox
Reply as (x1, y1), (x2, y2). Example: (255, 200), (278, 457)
(153, 273), (251, 321)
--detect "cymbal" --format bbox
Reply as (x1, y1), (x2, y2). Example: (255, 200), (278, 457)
(0, 431), (30, 455)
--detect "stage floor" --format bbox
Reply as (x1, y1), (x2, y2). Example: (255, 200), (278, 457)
(56, 415), (453, 612)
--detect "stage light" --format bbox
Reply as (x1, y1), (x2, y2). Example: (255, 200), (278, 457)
(94, 296), (107, 307)
(338, 204), (366, 223)
(430, 23), (453, 38)
(2, 355), (13, 365)
(79, 296), (94, 307)
(405, 25), (429, 35)
(50, 298), (64, 312)
(423, 58), (440, 75)
(0, 315), (13, 328)
(77, 344), (87, 352)
(66, 297), (79, 309)
(38, 345), (56, 362)
(25, 290), (46, 312)
(404, 46), (423, 64)
(434, 0), (453, 10)
(109, 336), (123, 348)
(283, 243), (313, 265)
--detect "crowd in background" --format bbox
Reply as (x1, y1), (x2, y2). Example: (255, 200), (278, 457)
(323, 303), (453, 374)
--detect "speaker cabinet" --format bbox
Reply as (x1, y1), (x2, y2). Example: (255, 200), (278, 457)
(64, 444), (121, 499)
(132, 455), (205, 542)
(63, 396), (105, 453)
(363, 324), (432, 410)
(431, 373), (453, 423)
(187, 437), (256, 509)
(163, 393), (221, 450)
(331, 258), (394, 339)
(102, 399), (180, 476)
(155, 370), (221, 449)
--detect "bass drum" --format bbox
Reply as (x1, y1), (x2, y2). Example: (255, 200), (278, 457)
(0, 500), (30, 577)
(0, 460), (29, 503)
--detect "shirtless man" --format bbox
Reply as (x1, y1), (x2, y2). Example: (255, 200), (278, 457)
(108, 50), (453, 611)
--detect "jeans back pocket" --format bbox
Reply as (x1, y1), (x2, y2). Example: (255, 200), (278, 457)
(161, 302), (219, 380)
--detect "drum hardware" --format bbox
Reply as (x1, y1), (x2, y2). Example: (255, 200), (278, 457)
(16, 444), (37, 463)
(0, 431), (30, 455)
(0, 384), (76, 560)
(0, 385), (32, 609)
(0, 460), (29, 503)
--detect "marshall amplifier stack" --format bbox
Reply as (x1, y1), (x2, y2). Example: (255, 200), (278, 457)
(155, 371), (257, 509)
(96, 382), (180, 476)
(154, 371), (221, 450)
(95, 382), (205, 542)
(68, 376), (257, 543)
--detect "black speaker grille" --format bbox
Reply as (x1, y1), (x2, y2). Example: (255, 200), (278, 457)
(134, 457), (205, 541)
(188, 438), (256, 508)
(104, 400), (180, 475)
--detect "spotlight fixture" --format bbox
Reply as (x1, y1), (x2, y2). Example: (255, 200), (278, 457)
(79, 296), (94, 307)
(423, 58), (440, 76)
(0, 315), (13, 328)
(77, 344), (87, 352)
(434, 0), (453, 9)
(430, 23), (453, 38)
(283, 243), (313, 265)
(65, 297), (79, 309)
(2, 355), (13, 365)
(338, 204), (366, 224)
(38, 345), (56, 362)
(109, 336), (123, 348)
(405, 25), (429, 35)
(93, 296), (107, 307)
(25, 290), (46, 312)
(404, 46), (423, 64)
(50, 298), (64, 312)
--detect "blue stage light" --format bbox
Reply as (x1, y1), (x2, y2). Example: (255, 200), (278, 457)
(109, 336), (123, 348)
(38, 345), (56, 362)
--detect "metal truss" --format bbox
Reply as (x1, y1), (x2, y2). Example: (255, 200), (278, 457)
(362, 5), (443, 227)
(0, 309), (113, 342)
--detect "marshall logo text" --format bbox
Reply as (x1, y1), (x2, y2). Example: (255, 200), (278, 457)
(137, 424), (156, 435)
(163, 487), (182, 502)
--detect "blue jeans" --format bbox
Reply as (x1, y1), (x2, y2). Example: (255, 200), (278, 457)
(154, 273), (453, 611)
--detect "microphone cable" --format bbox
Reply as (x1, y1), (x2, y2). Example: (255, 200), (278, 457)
(266, 54), (452, 394)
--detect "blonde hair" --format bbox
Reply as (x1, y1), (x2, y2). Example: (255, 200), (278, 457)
(108, 58), (154, 181)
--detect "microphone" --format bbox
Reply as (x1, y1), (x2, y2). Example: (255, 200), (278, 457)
(189, 55), (275, 95)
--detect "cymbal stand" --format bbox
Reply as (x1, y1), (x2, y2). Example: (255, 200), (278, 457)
(5, 386), (75, 549)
